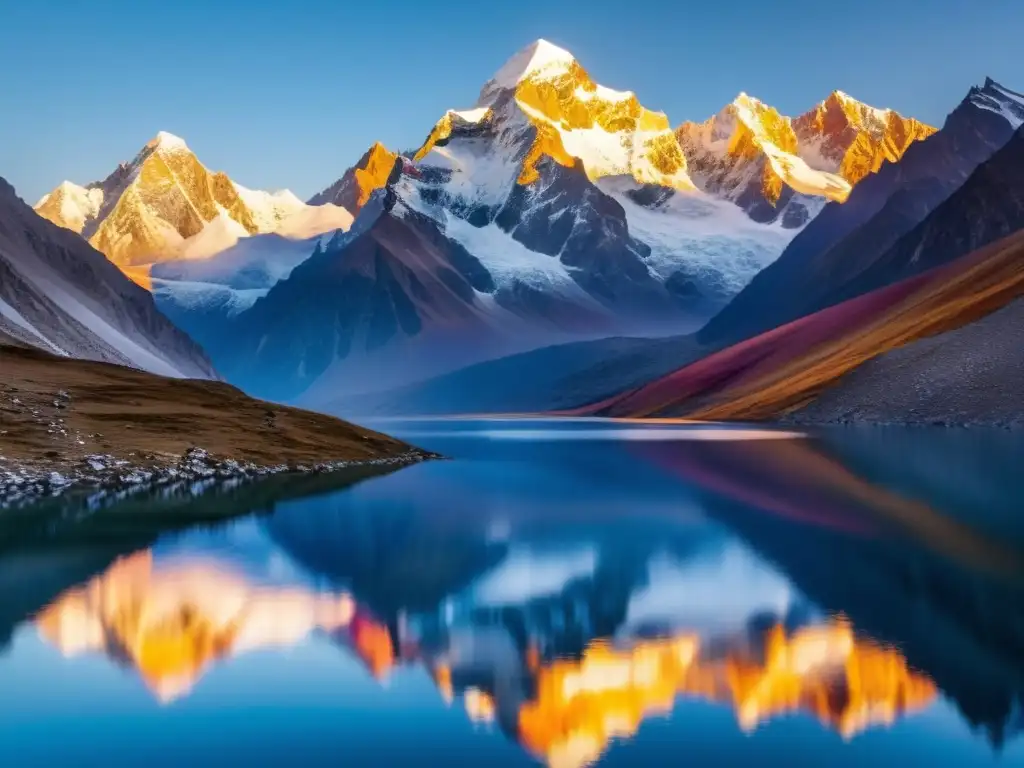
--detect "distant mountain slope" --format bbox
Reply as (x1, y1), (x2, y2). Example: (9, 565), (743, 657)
(699, 79), (1024, 347)
(572, 228), (1024, 422)
(789, 297), (1024, 427)
(329, 334), (702, 417)
(0, 176), (216, 378)
(147, 222), (350, 348)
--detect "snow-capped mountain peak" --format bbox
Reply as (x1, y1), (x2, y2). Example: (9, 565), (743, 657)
(146, 130), (190, 154)
(487, 38), (578, 91)
(34, 180), (105, 234)
(967, 77), (1024, 128)
(792, 90), (937, 185)
(421, 39), (694, 193)
(35, 133), (353, 275)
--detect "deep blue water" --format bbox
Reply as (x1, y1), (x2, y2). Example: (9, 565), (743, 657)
(0, 419), (1022, 767)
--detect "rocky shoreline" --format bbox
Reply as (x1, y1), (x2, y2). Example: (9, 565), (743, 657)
(0, 446), (437, 510)
(1, 343), (440, 511)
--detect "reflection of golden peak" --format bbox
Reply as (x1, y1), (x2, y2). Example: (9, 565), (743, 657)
(35, 551), (355, 703)
(519, 636), (699, 768)
(518, 621), (935, 768)
(350, 613), (395, 680)
(432, 664), (454, 705)
(465, 687), (497, 724)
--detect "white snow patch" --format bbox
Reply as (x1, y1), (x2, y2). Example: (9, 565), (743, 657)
(274, 202), (353, 240)
(175, 210), (250, 261)
(624, 543), (796, 635)
(151, 278), (268, 317)
(598, 177), (796, 293)
(417, 134), (523, 211)
(831, 90), (890, 129)
(154, 231), (325, 290)
(148, 131), (190, 153)
(465, 544), (598, 607)
(516, 100), (693, 190)
(35, 181), (104, 233)
(442, 213), (596, 302)
(451, 107), (491, 124)
(574, 83), (632, 103)
(730, 95), (851, 201)
(234, 184), (306, 233)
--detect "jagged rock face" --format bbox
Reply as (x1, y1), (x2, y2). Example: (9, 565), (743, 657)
(677, 92), (935, 227)
(699, 79), (1024, 348)
(0, 175), (217, 378)
(308, 142), (398, 213)
(792, 91), (937, 186)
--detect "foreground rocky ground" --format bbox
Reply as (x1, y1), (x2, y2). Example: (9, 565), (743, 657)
(0, 344), (434, 507)
(788, 299), (1024, 428)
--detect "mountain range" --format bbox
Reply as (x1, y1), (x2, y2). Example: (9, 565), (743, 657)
(7, 38), (1024, 426)
(25, 39), (935, 403)
(325, 73), (1024, 423)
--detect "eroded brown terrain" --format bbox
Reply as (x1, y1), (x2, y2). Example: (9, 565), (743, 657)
(0, 344), (415, 472)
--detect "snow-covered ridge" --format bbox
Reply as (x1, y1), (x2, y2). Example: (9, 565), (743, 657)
(731, 93), (852, 201)
(417, 39), (696, 196)
(677, 87), (936, 217)
(969, 78), (1024, 129)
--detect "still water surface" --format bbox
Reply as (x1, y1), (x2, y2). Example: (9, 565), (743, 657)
(1, 419), (1022, 766)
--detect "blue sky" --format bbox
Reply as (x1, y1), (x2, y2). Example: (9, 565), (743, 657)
(1, 0), (1021, 204)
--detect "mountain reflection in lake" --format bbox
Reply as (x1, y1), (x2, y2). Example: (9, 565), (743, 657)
(0, 420), (1022, 767)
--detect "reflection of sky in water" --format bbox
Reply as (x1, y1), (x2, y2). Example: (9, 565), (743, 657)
(0, 420), (1022, 766)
